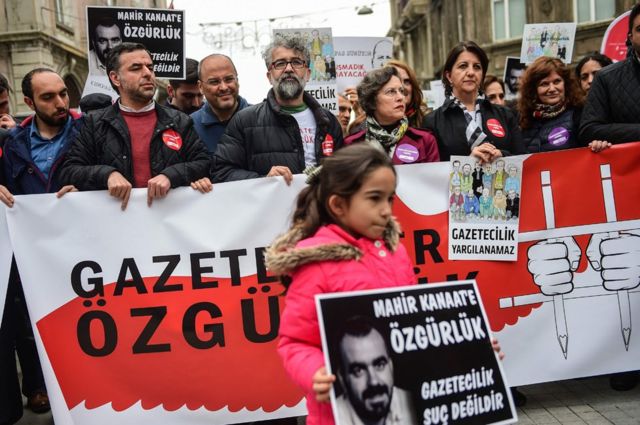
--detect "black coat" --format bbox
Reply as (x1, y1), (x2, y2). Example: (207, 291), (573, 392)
(213, 89), (344, 182)
(59, 103), (210, 190)
(522, 107), (581, 153)
(579, 56), (640, 144)
(423, 98), (525, 161)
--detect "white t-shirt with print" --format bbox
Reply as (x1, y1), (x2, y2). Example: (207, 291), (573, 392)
(290, 108), (317, 167)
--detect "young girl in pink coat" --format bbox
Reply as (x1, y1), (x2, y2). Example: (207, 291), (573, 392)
(266, 144), (415, 425)
(267, 144), (504, 424)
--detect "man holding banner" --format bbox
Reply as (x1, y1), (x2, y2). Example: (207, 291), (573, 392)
(0, 67), (84, 424)
(213, 35), (343, 184)
(60, 43), (211, 209)
(580, 3), (640, 147)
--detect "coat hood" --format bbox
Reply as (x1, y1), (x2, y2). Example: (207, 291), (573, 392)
(265, 217), (403, 276)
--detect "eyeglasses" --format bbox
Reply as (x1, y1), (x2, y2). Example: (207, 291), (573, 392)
(381, 87), (406, 98)
(270, 58), (306, 71)
(488, 93), (505, 100)
(204, 75), (237, 87)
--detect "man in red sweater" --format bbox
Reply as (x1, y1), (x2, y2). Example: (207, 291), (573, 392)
(60, 43), (211, 209)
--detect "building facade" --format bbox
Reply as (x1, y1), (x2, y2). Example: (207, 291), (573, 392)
(0, 0), (163, 116)
(389, 0), (637, 85)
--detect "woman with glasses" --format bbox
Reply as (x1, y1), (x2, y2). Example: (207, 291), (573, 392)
(518, 56), (587, 153)
(423, 41), (524, 162)
(344, 66), (439, 164)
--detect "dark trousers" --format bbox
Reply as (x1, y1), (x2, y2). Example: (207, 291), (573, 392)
(0, 261), (46, 425)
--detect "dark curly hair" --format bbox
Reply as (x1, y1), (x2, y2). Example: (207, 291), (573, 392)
(356, 66), (399, 117)
(517, 56), (584, 130)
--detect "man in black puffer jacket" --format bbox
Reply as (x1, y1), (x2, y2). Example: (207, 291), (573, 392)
(579, 3), (640, 146)
(60, 42), (211, 209)
(578, 2), (640, 393)
(213, 35), (343, 184)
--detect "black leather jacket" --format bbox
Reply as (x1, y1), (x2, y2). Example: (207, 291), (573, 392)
(60, 102), (210, 190)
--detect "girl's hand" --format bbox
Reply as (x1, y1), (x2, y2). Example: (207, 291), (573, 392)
(588, 140), (611, 153)
(312, 366), (336, 402)
(492, 338), (505, 360)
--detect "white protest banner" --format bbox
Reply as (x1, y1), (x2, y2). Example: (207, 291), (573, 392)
(82, 6), (185, 100)
(520, 23), (577, 64)
(274, 28), (337, 114)
(3, 145), (640, 423)
(448, 156), (523, 261)
(333, 36), (393, 94)
(0, 204), (11, 324)
(317, 281), (517, 425)
(6, 178), (307, 425)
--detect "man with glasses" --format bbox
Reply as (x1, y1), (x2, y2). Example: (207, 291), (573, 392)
(191, 54), (249, 155)
(213, 35), (343, 184)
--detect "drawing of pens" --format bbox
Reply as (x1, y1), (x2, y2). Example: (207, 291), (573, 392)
(540, 170), (569, 359)
(600, 164), (632, 350)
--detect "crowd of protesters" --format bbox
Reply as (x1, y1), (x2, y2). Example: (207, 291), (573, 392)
(2, 2), (640, 424)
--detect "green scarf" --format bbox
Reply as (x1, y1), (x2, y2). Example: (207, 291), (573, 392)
(364, 115), (409, 153)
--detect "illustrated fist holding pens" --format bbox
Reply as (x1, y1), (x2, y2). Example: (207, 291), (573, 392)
(586, 230), (640, 291)
(527, 236), (581, 295)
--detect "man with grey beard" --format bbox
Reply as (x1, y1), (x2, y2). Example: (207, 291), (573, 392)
(213, 35), (343, 184)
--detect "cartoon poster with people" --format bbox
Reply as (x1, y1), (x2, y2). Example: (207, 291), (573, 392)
(448, 156), (524, 261)
(333, 37), (393, 94)
(273, 27), (337, 113)
(520, 23), (577, 64)
(316, 281), (517, 425)
(82, 6), (185, 101)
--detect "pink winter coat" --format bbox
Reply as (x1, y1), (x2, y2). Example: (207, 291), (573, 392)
(265, 221), (416, 425)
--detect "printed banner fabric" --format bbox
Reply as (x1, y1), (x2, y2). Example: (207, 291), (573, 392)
(2, 145), (640, 424)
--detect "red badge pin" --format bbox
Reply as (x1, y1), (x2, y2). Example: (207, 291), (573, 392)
(486, 119), (505, 138)
(322, 134), (334, 156)
(162, 129), (182, 151)
(0, 146), (3, 158)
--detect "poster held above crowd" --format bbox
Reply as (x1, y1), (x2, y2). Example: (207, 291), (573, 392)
(273, 27), (338, 114)
(333, 36), (393, 95)
(448, 155), (524, 261)
(82, 6), (186, 101)
(600, 10), (632, 61)
(316, 281), (517, 425)
(502, 57), (526, 101)
(520, 23), (577, 64)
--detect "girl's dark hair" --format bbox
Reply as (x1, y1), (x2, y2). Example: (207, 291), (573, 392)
(357, 66), (399, 117)
(291, 144), (396, 239)
(386, 59), (426, 126)
(574, 51), (613, 79)
(517, 56), (584, 129)
(442, 41), (489, 96)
